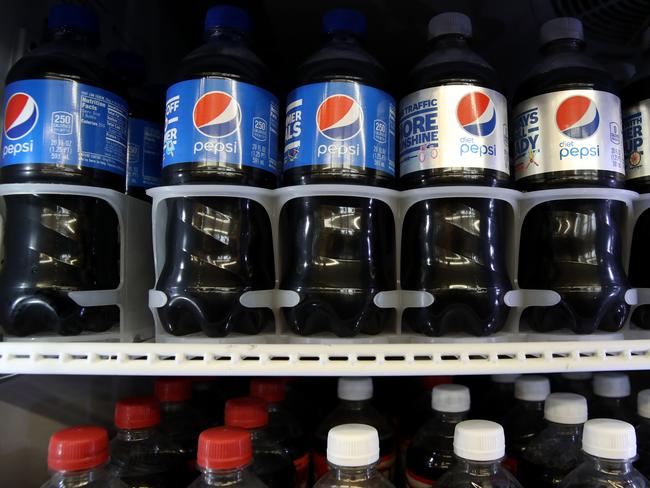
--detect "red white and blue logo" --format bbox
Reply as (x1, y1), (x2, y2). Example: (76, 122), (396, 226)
(192, 91), (241, 138)
(316, 95), (363, 141)
(457, 92), (496, 137)
(4, 92), (38, 141)
(556, 95), (599, 138)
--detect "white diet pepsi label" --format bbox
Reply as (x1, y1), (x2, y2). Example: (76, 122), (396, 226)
(623, 99), (650, 180)
(399, 85), (509, 176)
(511, 89), (624, 179)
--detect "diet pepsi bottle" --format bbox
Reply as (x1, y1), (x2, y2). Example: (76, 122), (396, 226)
(399, 12), (511, 336)
(154, 5), (278, 336)
(280, 8), (397, 336)
(0, 4), (126, 336)
(513, 18), (629, 334)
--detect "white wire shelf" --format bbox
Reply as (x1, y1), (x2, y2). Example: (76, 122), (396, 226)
(1, 339), (650, 376)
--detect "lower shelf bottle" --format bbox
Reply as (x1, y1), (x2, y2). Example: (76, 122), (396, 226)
(590, 372), (634, 422)
(636, 390), (650, 478)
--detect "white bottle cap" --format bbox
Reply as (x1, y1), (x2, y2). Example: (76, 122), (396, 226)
(582, 419), (636, 460)
(453, 420), (505, 461)
(540, 17), (584, 45)
(544, 393), (588, 424)
(327, 423), (379, 467)
(490, 374), (519, 384)
(637, 390), (650, 419)
(432, 384), (470, 413)
(593, 372), (630, 398)
(561, 372), (592, 381)
(428, 12), (472, 40)
(338, 377), (373, 401)
(515, 375), (550, 402)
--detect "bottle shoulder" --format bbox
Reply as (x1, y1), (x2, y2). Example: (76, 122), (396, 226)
(559, 462), (650, 488)
(437, 464), (523, 488)
(313, 470), (395, 488)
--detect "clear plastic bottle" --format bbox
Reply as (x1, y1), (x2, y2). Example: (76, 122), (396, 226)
(635, 390), (650, 477)
(405, 384), (471, 486)
(501, 375), (550, 474)
(250, 378), (309, 488)
(314, 424), (395, 488)
(476, 375), (518, 422)
(437, 420), (523, 488)
(314, 378), (396, 480)
(42, 426), (127, 488)
(559, 419), (649, 487)
(224, 397), (295, 488)
(188, 427), (267, 488)
(518, 393), (588, 488)
(109, 396), (184, 488)
(591, 372), (635, 422)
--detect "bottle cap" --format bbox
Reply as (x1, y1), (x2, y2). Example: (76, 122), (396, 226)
(224, 397), (269, 429)
(561, 372), (592, 381)
(205, 5), (251, 33)
(453, 420), (505, 461)
(114, 396), (161, 430)
(338, 377), (373, 401)
(582, 419), (636, 460)
(197, 427), (253, 470)
(643, 27), (650, 52)
(490, 374), (519, 384)
(593, 372), (630, 398)
(638, 390), (650, 419)
(544, 393), (588, 424)
(250, 378), (286, 404)
(432, 384), (470, 413)
(428, 12), (472, 40)
(48, 4), (99, 34)
(323, 9), (366, 36)
(327, 424), (379, 467)
(540, 17), (584, 45)
(48, 426), (109, 471)
(515, 375), (550, 402)
(155, 378), (192, 403)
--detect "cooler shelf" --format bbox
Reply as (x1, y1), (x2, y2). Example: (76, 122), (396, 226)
(1, 339), (650, 376)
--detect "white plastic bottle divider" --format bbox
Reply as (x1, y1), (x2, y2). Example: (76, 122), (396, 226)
(0, 183), (155, 342)
(148, 184), (650, 344)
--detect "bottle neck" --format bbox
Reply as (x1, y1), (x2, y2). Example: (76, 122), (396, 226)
(429, 34), (469, 50)
(199, 465), (248, 486)
(328, 463), (378, 482)
(48, 27), (95, 45)
(545, 421), (583, 437)
(116, 426), (157, 441)
(48, 464), (108, 487)
(433, 410), (469, 423)
(540, 38), (585, 56)
(454, 458), (502, 476)
(206, 27), (249, 44)
(584, 453), (636, 475)
(516, 399), (544, 411)
(340, 399), (371, 410)
(326, 31), (362, 46)
(161, 400), (189, 413)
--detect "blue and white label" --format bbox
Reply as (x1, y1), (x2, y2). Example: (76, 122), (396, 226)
(127, 117), (162, 189)
(1, 79), (129, 175)
(162, 78), (280, 174)
(623, 99), (650, 180)
(283, 81), (395, 175)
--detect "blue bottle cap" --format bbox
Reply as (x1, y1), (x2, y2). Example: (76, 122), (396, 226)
(540, 17), (583, 45)
(47, 4), (99, 34)
(205, 5), (252, 33)
(322, 8), (366, 36)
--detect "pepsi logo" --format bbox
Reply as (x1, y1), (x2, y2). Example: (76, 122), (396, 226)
(457, 92), (496, 137)
(556, 96), (599, 139)
(316, 95), (363, 141)
(192, 91), (241, 138)
(4, 92), (38, 141)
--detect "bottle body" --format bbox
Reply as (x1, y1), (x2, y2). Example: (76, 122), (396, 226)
(266, 402), (310, 488)
(501, 400), (546, 475)
(636, 418), (650, 478)
(314, 464), (395, 488)
(590, 396), (635, 423)
(437, 459), (523, 488)
(247, 426), (296, 488)
(159, 401), (202, 483)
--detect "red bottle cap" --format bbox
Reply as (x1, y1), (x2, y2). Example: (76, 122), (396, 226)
(250, 378), (286, 403)
(225, 397), (269, 429)
(197, 427), (253, 470)
(48, 426), (109, 471)
(155, 378), (192, 403)
(114, 396), (161, 429)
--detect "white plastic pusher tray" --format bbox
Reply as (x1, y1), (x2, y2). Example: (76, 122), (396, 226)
(0, 183), (155, 342)
(148, 184), (650, 344)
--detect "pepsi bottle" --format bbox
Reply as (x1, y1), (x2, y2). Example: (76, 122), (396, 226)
(399, 12), (511, 336)
(0, 4), (126, 336)
(154, 5), (278, 337)
(624, 28), (650, 329)
(280, 8), (397, 336)
(512, 18), (629, 334)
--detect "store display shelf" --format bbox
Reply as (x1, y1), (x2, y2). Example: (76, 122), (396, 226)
(2, 338), (650, 376)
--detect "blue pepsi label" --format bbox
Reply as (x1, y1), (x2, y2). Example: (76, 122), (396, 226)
(1, 79), (129, 175)
(127, 117), (162, 189)
(283, 82), (396, 175)
(162, 78), (280, 174)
